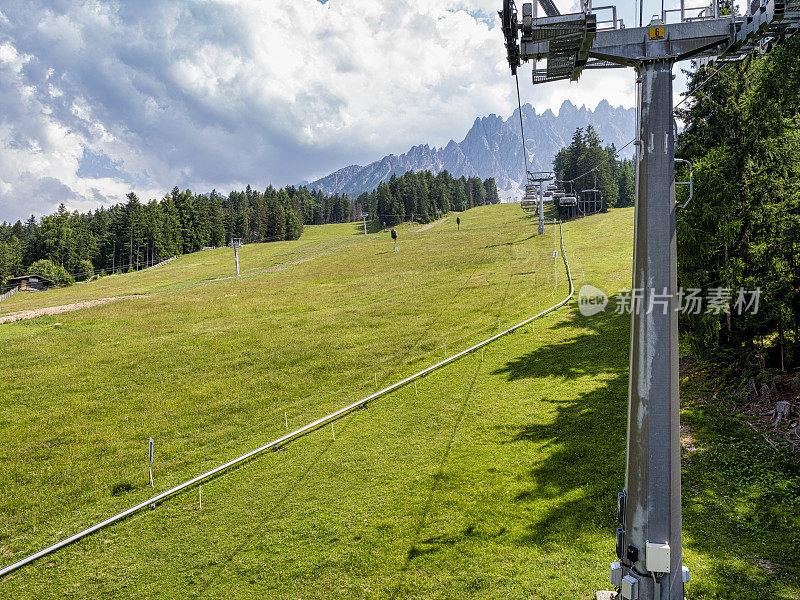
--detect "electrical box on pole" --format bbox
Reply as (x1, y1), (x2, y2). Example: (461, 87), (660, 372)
(499, 0), (799, 598)
(361, 212), (369, 235)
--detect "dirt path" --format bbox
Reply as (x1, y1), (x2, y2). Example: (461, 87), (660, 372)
(0, 295), (149, 324)
(412, 218), (449, 233)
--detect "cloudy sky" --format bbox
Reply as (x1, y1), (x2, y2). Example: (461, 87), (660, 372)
(1, 0), (695, 222)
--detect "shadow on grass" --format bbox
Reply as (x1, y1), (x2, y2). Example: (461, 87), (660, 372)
(493, 306), (628, 382)
(189, 418), (356, 597)
(357, 220), (387, 235)
(400, 360), (483, 570)
(493, 303), (800, 598)
(405, 523), (506, 561)
(481, 233), (538, 249)
(493, 306), (629, 551)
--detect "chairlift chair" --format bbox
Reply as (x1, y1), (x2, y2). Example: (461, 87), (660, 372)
(521, 183), (539, 211)
(560, 195), (578, 219)
(579, 188), (604, 214)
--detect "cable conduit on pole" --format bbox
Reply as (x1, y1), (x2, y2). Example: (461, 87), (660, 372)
(0, 222), (574, 580)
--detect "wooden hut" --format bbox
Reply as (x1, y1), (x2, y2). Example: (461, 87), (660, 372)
(6, 275), (55, 292)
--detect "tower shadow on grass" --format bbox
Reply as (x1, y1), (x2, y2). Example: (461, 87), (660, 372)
(481, 233), (538, 249)
(494, 304), (629, 382)
(494, 304), (800, 598)
(493, 305), (630, 552)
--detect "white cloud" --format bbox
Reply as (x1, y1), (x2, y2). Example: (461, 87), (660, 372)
(0, 0), (641, 222)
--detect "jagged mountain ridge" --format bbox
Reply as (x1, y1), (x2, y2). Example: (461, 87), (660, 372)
(308, 99), (635, 202)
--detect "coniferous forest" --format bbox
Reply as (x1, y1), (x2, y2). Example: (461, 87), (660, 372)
(552, 124), (636, 209)
(675, 36), (800, 370)
(0, 171), (499, 292)
(355, 171), (500, 227)
(0, 185), (311, 291)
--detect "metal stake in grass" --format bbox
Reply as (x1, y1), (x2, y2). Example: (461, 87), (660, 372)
(199, 485), (202, 510)
(414, 380), (417, 395)
(331, 423), (335, 441)
(374, 373), (378, 388)
(230, 238), (243, 277)
(148, 437), (154, 487)
(285, 412), (288, 430)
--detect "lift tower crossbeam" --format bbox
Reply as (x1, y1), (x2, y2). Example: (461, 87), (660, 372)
(499, 0), (798, 598)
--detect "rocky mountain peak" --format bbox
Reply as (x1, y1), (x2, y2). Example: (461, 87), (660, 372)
(308, 101), (635, 202)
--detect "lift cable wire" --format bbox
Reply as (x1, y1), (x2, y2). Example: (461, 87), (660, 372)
(557, 137), (637, 186)
(674, 61), (730, 110)
(514, 71), (531, 175)
(555, 64), (731, 189)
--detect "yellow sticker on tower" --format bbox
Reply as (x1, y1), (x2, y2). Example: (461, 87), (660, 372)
(649, 26), (665, 40)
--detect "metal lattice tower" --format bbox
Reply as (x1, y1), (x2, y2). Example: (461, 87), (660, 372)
(500, 1), (799, 598)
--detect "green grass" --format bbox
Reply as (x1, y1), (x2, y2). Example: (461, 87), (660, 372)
(679, 360), (800, 598)
(0, 205), (797, 599)
(0, 221), (371, 315)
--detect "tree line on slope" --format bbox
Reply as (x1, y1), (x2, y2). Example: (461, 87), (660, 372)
(0, 185), (335, 290)
(0, 171), (499, 291)
(552, 124), (635, 209)
(353, 171), (501, 227)
(676, 35), (800, 371)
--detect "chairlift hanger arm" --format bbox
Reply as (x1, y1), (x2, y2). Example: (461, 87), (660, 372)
(538, 0), (561, 17)
(674, 158), (694, 208)
(500, 0), (564, 74)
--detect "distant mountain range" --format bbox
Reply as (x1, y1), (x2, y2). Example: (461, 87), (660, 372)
(307, 99), (636, 202)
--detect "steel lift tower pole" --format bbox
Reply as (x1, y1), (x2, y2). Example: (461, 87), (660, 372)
(539, 179), (545, 235)
(500, 0), (799, 598)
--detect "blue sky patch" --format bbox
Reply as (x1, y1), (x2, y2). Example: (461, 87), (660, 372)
(76, 148), (131, 182)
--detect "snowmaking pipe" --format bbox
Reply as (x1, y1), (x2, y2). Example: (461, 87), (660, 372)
(0, 222), (574, 579)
